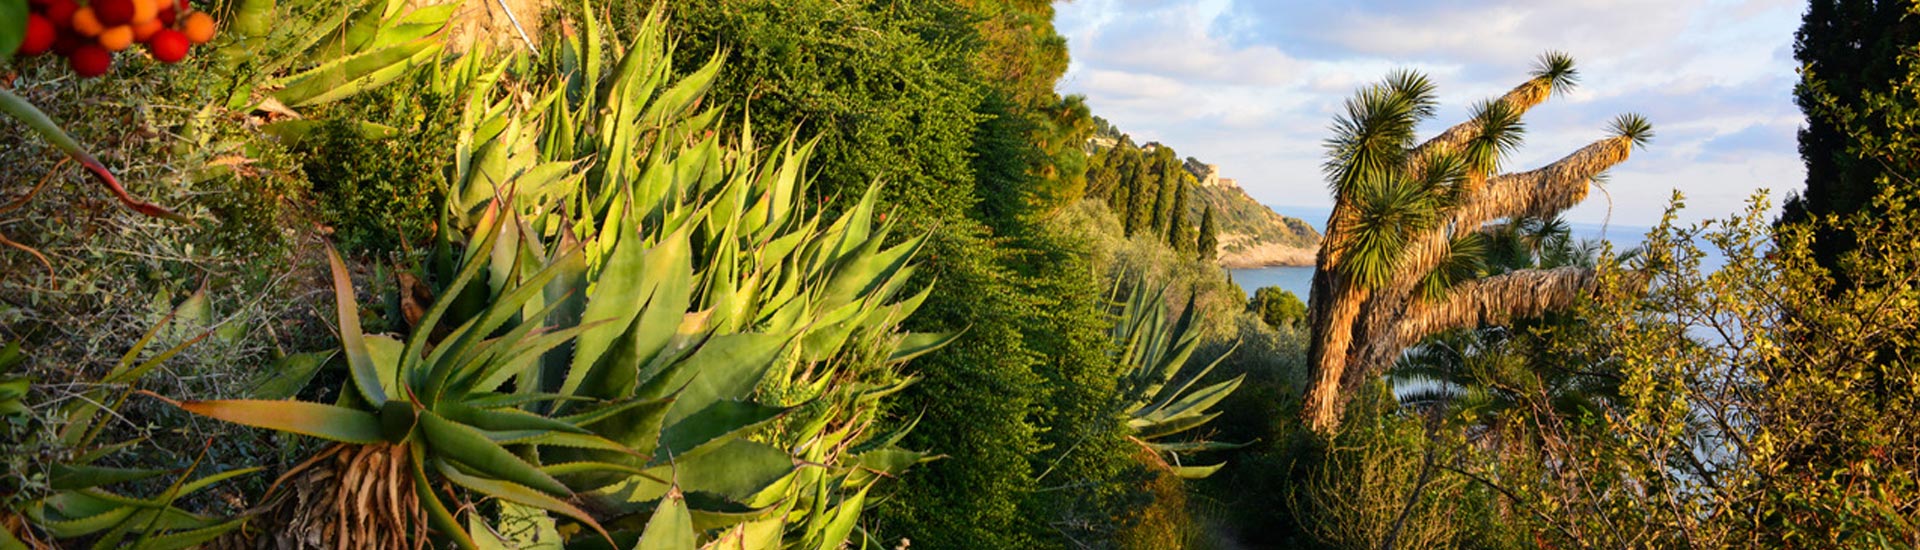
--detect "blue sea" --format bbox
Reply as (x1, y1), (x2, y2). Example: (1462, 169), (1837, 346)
(1230, 206), (1662, 300)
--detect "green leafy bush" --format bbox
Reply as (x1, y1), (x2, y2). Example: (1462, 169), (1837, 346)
(297, 74), (455, 255)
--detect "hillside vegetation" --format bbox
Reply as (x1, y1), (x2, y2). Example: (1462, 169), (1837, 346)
(1087, 118), (1321, 267)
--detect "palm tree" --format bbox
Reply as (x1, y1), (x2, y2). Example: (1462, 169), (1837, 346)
(1301, 53), (1652, 432)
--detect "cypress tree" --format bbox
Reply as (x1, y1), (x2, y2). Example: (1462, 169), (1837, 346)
(1086, 147), (1116, 202)
(1126, 153), (1158, 237)
(1167, 174), (1193, 251)
(1781, 0), (1919, 282)
(1198, 206), (1219, 260)
(1148, 148), (1180, 237)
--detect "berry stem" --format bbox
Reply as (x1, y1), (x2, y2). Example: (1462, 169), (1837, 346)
(0, 87), (188, 222)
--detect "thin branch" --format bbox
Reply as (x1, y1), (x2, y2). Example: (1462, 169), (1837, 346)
(1437, 462), (1592, 550)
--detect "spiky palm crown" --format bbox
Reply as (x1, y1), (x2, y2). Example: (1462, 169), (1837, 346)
(1532, 51), (1581, 95)
(1387, 325), (1620, 433)
(1323, 53), (1646, 296)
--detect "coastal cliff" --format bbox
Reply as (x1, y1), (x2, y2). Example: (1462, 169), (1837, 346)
(1182, 158), (1320, 267)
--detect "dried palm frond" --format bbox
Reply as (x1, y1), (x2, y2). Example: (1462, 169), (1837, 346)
(1406, 51), (1572, 164)
(1392, 266), (1596, 354)
(1451, 133), (1638, 231)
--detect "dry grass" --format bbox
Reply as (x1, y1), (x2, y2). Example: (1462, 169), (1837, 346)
(2, 51), (340, 518)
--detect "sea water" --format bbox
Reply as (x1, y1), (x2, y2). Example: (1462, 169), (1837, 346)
(1227, 221), (1670, 301)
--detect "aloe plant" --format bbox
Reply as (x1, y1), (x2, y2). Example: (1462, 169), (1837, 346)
(1110, 283), (1245, 479)
(165, 5), (946, 546)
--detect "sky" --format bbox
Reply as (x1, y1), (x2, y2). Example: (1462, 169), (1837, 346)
(1054, 0), (1808, 227)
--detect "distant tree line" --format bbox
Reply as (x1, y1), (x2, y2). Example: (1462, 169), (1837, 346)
(1087, 137), (1214, 257)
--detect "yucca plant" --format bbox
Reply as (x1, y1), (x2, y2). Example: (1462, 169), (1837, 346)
(1387, 217), (1620, 450)
(1110, 282), (1243, 479)
(1301, 53), (1653, 432)
(1, 294), (257, 549)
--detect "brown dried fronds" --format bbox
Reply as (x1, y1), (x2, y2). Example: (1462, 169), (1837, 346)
(216, 443), (424, 550)
(1452, 135), (1636, 231)
(1391, 266), (1597, 354)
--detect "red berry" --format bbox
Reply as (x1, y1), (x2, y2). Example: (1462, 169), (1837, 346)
(52, 28), (89, 55)
(69, 45), (113, 77)
(44, 0), (79, 26)
(92, 0), (136, 26)
(145, 28), (188, 63)
(21, 14), (57, 56)
(156, 4), (175, 26)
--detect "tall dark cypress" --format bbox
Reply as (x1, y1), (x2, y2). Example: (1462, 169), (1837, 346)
(1148, 148), (1181, 237)
(1198, 206), (1219, 260)
(1167, 174), (1193, 251)
(1781, 0), (1920, 281)
(1125, 152), (1159, 237)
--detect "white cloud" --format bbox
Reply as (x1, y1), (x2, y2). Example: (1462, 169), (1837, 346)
(1055, 0), (1806, 226)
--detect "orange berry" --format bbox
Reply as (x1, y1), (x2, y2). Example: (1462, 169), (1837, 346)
(71, 7), (105, 37)
(98, 25), (134, 51)
(129, 0), (158, 25)
(180, 11), (214, 44)
(133, 17), (163, 40)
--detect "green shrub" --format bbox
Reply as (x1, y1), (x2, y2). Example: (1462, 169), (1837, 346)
(296, 73), (454, 255)
(1248, 286), (1306, 330)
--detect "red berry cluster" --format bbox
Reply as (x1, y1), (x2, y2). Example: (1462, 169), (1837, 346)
(16, 0), (218, 77)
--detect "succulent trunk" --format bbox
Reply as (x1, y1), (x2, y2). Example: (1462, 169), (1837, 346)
(214, 443), (423, 550)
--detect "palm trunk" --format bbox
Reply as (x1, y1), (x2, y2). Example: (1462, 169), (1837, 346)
(1304, 200), (1364, 431)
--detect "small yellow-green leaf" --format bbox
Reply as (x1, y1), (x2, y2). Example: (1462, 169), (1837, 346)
(636, 491), (695, 550)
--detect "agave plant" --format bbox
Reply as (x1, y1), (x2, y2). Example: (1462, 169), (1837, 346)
(1109, 282), (1243, 479)
(1, 294), (257, 549)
